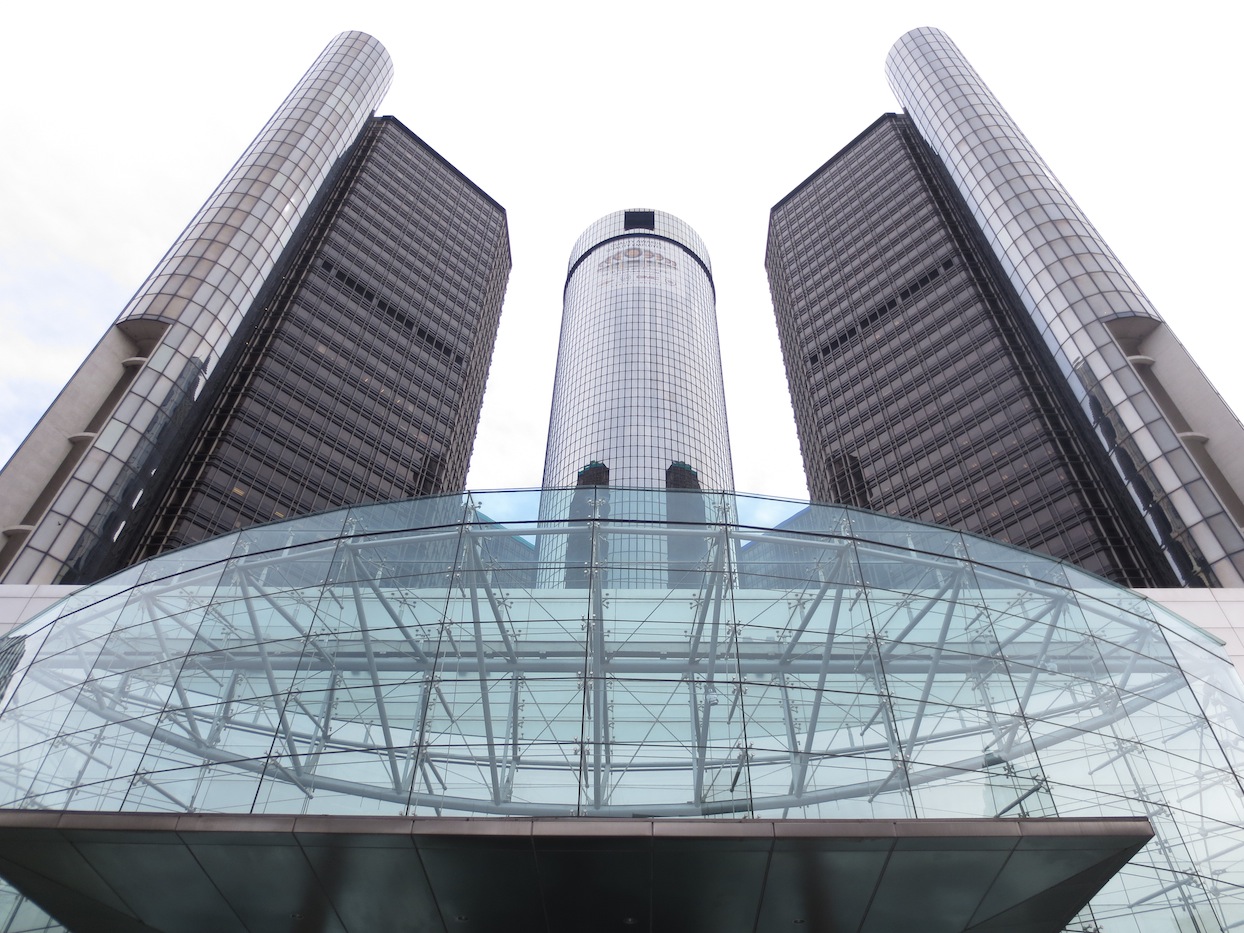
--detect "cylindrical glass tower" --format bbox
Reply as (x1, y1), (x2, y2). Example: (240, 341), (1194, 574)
(0, 32), (393, 586)
(540, 209), (734, 588)
(886, 27), (1244, 587)
(542, 209), (734, 491)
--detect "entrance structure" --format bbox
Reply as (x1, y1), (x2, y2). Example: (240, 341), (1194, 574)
(0, 490), (1238, 929)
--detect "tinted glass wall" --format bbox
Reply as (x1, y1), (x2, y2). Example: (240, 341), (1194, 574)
(767, 114), (1172, 588)
(94, 118), (510, 572)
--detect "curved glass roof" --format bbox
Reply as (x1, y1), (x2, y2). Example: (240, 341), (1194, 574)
(0, 489), (1242, 929)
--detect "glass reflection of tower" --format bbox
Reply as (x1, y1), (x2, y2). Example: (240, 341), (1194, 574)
(541, 209), (734, 587)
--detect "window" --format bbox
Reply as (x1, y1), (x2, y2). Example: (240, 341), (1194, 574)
(624, 211), (655, 231)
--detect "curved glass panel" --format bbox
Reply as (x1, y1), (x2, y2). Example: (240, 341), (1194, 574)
(0, 490), (1241, 930)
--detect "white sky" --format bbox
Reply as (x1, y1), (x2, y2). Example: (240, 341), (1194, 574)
(1, 0), (1240, 506)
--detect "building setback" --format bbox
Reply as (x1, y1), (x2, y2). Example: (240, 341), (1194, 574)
(767, 114), (1173, 588)
(770, 28), (1244, 588)
(0, 35), (509, 585)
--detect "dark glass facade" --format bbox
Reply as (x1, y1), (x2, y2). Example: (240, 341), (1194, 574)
(74, 116), (510, 575)
(767, 114), (1173, 587)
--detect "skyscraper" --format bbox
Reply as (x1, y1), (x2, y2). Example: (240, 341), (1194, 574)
(542, 209), (733, 492)
(0, 34), (509, 586)
(541, 209), (733, 588)
(1, 27), (1244, 933)
(769, 27), (1244, 588)
(767, 114), (1173, 588)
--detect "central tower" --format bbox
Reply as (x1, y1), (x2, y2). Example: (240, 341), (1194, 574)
(542, 209), (734, 492)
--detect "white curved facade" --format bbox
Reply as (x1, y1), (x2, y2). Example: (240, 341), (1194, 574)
(542, 209), (734, 491)
(886, 27), (1244, 587)
(0, 32), (393, 585)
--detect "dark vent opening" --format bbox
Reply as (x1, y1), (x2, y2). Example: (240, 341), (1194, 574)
(624, 211), (655, 231)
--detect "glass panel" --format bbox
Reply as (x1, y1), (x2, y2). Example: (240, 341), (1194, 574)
(0, 492), (1241, 929)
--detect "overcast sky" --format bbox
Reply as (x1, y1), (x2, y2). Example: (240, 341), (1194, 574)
(1, 1), (1239, 508)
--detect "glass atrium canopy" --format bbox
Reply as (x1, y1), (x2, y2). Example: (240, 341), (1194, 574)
(0, 489), (1243, 930)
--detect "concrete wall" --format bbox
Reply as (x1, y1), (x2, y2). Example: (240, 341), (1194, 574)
(0, 586), (79, 635)
(1138, 588), (1244, 672)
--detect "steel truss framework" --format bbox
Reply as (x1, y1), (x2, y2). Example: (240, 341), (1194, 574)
(1, 489), (1244, 930)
